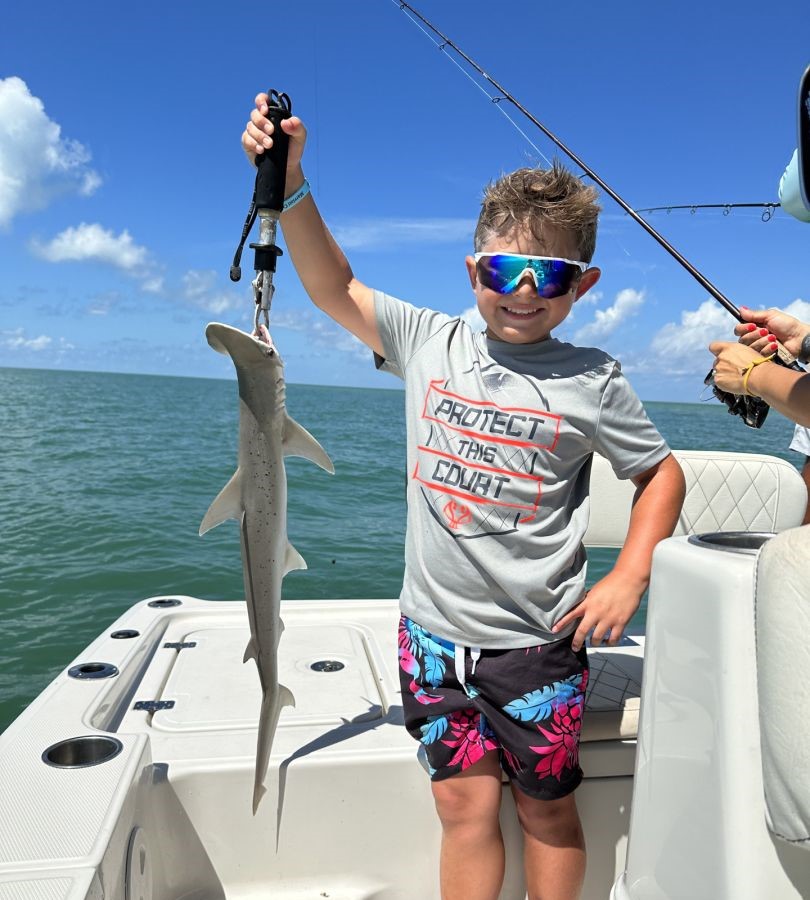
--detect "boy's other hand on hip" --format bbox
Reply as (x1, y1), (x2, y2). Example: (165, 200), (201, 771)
(552, 571), (644, 652)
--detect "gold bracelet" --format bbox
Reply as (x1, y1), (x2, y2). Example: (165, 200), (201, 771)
(741, 353), (775, 397)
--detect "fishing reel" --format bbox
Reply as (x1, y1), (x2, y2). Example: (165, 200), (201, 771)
(703, 368), (770, 429)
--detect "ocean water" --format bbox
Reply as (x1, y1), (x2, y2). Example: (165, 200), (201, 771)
(0, 366), (802, 732)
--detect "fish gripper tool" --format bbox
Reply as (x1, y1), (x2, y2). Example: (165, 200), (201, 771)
(230, 89), (293, 333)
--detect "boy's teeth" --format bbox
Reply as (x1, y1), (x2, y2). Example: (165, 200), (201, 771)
(505, 307), (535, 315)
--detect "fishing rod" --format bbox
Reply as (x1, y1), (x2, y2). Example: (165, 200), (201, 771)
(634, 202), (780, 222)
(392, 1), (804, 428)
(230, 90), (292, 334)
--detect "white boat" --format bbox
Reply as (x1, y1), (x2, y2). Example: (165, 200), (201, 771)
(1, 448), (808, 899)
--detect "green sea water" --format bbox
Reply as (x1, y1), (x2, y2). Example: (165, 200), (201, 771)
(0, 366), (803, 732)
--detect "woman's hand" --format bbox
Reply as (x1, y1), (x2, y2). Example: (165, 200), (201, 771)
(708, 340), (767, 395)
(734, 307), (809, 359)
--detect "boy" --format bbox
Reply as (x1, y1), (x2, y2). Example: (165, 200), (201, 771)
(243, 94), (685, 900)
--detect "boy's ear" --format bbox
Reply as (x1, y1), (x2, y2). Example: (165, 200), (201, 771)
(575, 266), (601, 301)
(465, 255), (478, 290)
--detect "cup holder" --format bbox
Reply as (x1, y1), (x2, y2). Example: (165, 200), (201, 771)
(111, 629), (140, 639)
(688, 531), (775, 555)
(68, 662), (119, 679)
(148, 598), (182, 608)
(42, 735), (123, 769)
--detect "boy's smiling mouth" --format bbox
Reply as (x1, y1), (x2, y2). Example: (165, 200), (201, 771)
(502, 306), (543, 318)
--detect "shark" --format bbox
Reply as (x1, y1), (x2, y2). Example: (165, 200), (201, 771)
(200, 323), (334, 812)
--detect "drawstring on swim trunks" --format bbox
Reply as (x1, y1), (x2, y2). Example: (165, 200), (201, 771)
(454, 644), (482, 689)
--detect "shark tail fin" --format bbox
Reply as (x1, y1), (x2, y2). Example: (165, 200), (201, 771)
(199, 470), (243, 535)
(252, 684), (296, 815)
(283, 415), (335, 474)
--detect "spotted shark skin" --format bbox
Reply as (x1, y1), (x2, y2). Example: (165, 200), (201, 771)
(200, 323), (334, 812)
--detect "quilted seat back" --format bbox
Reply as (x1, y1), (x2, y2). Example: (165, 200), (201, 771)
(585, 450), (807, 548)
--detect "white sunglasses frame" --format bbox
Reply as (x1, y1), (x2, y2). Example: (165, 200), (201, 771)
(473, 252), (589, 296)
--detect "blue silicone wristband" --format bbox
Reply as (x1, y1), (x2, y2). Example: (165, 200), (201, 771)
(282, 179), (310, 212)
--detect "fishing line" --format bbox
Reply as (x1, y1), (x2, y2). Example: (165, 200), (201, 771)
(395, 3), (552, 167)
(391, 1), (804, 428)
(393, 0), (745, 321)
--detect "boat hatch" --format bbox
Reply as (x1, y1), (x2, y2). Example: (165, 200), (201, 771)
(150, 622), (387, 732)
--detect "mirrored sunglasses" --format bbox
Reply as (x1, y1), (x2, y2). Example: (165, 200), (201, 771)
(474, 253), (588, 298)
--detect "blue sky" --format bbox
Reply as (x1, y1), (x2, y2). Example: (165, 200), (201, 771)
(1, 0), (808, 401)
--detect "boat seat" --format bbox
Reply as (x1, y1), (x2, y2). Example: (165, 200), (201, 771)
(755, 524), (810, 847)
(577, 449), (806, 747)
(585, 449), (807, 548)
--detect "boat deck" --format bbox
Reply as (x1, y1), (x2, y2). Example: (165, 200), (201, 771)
(0, 595), (644, 900)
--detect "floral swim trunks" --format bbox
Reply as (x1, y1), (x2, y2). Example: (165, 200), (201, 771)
(398, 615), (589, 800)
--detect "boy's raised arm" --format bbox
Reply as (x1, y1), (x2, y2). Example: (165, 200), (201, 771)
(242, 93), (383, 356)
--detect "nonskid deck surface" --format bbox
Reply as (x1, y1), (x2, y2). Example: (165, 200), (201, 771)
(97, 596), (644, 752)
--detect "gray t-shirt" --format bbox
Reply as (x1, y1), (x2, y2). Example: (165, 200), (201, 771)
(374, 290), (671, 649)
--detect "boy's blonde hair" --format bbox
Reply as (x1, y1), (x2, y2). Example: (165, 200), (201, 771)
(474, 162), (601, 263)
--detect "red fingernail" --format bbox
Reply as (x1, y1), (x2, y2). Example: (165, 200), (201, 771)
(769, 342), (778, 350)
(767, 334), (776, 341)
(746, 323), (757, 332)
(759, 328), (768, 336)
(741, 305), (749, 309)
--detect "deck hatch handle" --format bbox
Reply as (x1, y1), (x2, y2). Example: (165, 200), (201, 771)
(163, 642), (197, 650)
(133, 700), (176, 712)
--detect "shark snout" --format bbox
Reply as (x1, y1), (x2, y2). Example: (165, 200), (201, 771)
(206, 323), (278, 362)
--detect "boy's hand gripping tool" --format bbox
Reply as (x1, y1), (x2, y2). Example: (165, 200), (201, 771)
(230, 90), (292, 333)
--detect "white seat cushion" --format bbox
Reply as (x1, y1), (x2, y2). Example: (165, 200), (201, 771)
(755, 524), (810, 846)
(586, 450), (807, 548)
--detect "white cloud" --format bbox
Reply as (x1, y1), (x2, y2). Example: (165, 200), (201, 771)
(577, 289), (602, 306)
(332, 217), (475, 250)
(0, 77), (100, 227)
(141, 276), (165, 295)
(643, 297), (810, 377)
(782, 299), (810, 321)
(460, 304), (486, 332)
(574, 288), (645, 342)
(647, 299), (731, 375)
(259, 306), (369, 360)
(181, 269), (242, 313)
(0, 328), (73, 352)
(32, 223), (149, 271)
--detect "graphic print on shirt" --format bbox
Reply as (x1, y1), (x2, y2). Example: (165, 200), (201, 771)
(412, 376), (562, 538)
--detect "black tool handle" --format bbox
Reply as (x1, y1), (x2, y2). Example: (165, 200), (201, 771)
(255, 90), (292, 212)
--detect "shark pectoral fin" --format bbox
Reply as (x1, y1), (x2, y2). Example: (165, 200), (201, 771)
(243, 637), (258, 664)
(283, 542), (307, 575)
(199, 470), (243, 535)
(282, 416), (336, 474)
(279, 684), (296, 709)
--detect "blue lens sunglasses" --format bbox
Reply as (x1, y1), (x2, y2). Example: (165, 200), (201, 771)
(474, 253), (588, 298)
